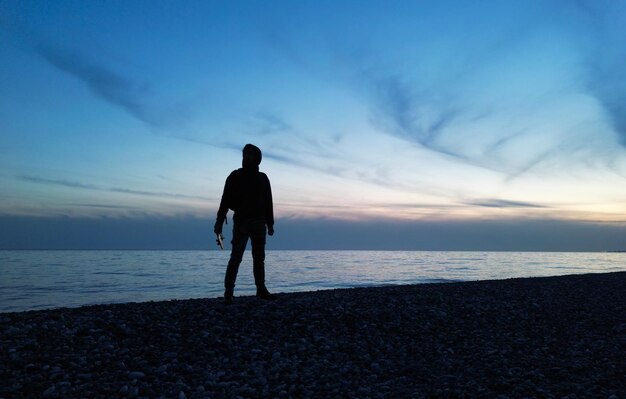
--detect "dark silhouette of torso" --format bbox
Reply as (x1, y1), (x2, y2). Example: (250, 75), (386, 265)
(217, 166), (273, 225)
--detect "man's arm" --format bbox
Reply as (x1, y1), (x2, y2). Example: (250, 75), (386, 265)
(214, 174), (233, 234)
(265, 175), (274, 236)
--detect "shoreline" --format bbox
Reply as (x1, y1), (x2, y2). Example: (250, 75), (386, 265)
(2, 272), (625, 398)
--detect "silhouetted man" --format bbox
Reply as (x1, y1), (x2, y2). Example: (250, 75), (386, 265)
(214, 144), (276, 305)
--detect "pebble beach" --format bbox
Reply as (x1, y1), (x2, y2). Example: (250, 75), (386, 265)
(1, 272), (625, 398)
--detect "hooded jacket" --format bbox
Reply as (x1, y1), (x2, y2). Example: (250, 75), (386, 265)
(216, 163), (274, 228)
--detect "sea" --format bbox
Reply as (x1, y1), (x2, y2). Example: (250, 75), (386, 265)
(1, 250), (625, 313)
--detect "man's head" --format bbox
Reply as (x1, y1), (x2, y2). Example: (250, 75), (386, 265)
(242, 144), (262, 168)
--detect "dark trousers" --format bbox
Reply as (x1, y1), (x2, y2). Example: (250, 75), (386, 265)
(224, 220), (267, 292)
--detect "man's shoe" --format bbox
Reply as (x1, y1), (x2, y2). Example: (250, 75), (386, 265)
(256, 288), (277, 300)
(224, 288), (234, 305)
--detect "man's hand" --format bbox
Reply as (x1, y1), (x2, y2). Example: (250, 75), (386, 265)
(214, 221), (223, 235)
(268, 225), (274, 236)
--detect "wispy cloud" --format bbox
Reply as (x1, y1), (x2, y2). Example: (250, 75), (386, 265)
(247, 112), (293, 136)
(19, 175), (98, 190)
(367, 73), (459, 152)
(18, 175), (213, 201)
(262, 150), (312, 168)
(317, 4), (626, 182)
(62, 203), (137, 210)
(35, 44), (166, 127)
(578, 1), (626, 148)
(464, 198), (546, 209)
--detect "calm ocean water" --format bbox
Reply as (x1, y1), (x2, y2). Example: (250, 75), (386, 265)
(1, 250), (624, 313)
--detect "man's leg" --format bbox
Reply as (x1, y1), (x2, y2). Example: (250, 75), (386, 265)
(224, 223), (249, 303)
(250, 222), (275, 299)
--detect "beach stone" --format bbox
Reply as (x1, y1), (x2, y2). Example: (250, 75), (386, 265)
(42, 386), (56, 398)
(23, 363), (37, 373)
(128, 371), (145, 379)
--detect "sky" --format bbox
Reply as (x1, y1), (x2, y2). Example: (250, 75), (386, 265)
(1, 0), (626, 250)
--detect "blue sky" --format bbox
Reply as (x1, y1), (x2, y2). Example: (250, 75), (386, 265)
(1, 1), (626, 249)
